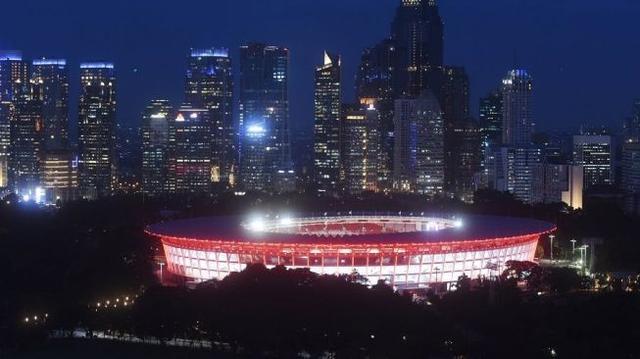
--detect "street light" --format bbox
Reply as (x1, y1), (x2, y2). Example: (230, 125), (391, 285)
(158, 262), (165, 283)
(580, 245), (589, 273)
(570, 239), (577, 253)
(548, 234), (556, 262)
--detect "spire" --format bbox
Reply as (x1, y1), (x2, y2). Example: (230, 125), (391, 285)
(323, 51), (340, 67)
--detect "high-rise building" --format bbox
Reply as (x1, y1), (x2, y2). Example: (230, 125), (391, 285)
(142, 99), (173, 196)
(479, 90), (503, 148)
(573, 134), (613, 189)
(355, 39), (399, 191)
(185, 48), (234, 187)
(168, 105), (211, 194)
(440, 66), (479, 199)
(450, 120), (481, 202)
(622, 141), (640, 215)
(238, 121), (269, 192)
(0, 101), (12, 188)
(238, 43), (291, 192)
(313, 51), (341, 194)
(393, 91), (444, 195)
(533, 164), (583, 208)
(41, 151), (78, 202)
(31, 59), (69, 151)
(478, 90), (504, 190)
(0, 51), (29, 101)
(78, 62), (117, 199)
(342, 104), (380, 194)
(501, 70), (534, 146)
(9, 95), (44, 194)
(624, 99), (640, 143)
(391, 0), (444, 97)
(489, 146), (542, 203)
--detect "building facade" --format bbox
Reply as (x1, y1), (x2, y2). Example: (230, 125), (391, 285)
(9, 94), (43, 194)
(502, 70), (534, 146)
(622, 142), (640, 215)
(390, 0), (444, 97)
(0, 51), (29, 102)
(355, 39), (399, 191)
(313, 51), (341, 194)
(533, 164), (583, 208)
(142, 99), (173, 196)
(168, 105), (212, 194)
(78, 62), (117, 199)
(488, 146), (542, 204)
(572, 134), (612, 189)
(31, 59), (69, 151)
(41, 150), (78, 202)
(393, 91), (444, 195)
(239, 43), (291, 192)
(342, 104), (380, 194)
(185, 48), (234, 187)
(0, 101), (12, 188)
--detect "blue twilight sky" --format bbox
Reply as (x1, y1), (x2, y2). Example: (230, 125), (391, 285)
(1, 0), (640, 136)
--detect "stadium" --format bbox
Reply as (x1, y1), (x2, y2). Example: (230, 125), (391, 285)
(146, 214), (555, 289)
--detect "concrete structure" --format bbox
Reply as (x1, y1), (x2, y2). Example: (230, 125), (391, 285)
(147, 214), (554, 289)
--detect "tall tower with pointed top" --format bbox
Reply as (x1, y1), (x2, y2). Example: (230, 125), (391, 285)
(313, 51), (341, 194)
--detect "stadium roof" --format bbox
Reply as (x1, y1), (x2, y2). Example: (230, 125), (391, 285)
(147, 215), (555, 245)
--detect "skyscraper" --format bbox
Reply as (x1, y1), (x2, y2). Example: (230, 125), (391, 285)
(239, 43), (291, 192)
(355, 39), (399, 191)
(313, 51), (341, 194)
(479, 90), (503, 148)
(478, 90), (504, 190)
(623, 99), (640, 143)
(573, 134), (613, 189)
(142, 99), (173, 196)
(622, 141), (640, 215)
(0, 51), (29, 101)
(533, 163), (583, 208)
(31, 59), (69, 151)
(342, 104), (380, 194)
(390, 0), (444, 97)
(0, 101), (11, 188)
(185, 48), (234, 187)
(501, 70), (534, 146)
(9, 93), (44, 194)
(489, 146), (542, 203)
(450, 120), (481, 202)
(440, 66), (478, 199)
(393, 91), (444, 195)
(40, 151), (78, 202)
(78, 62), (117, 199)
(168, 105), (211, 194)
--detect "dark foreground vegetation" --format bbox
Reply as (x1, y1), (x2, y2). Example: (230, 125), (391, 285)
(1, 190), (640, 358)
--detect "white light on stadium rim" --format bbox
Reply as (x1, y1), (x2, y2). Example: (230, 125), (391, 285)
(454, 220), (464, 228)
(247, 217), (266, 232)
(279, 216), (294, 226)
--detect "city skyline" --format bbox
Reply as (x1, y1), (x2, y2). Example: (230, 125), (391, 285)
(1, 0), (639, 137)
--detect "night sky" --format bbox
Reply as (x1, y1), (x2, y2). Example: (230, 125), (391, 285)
(2, 0), (640, 136)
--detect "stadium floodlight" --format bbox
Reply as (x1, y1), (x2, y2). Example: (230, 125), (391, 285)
(280, 215), (294, 226)
(247, 216), (265, 232)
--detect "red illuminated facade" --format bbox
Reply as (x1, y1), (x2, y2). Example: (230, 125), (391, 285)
(147, 215), (555, 289)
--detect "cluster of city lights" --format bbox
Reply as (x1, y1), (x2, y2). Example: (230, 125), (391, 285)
(93, 295), (137, 311)
(23, 313), (48, 325)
